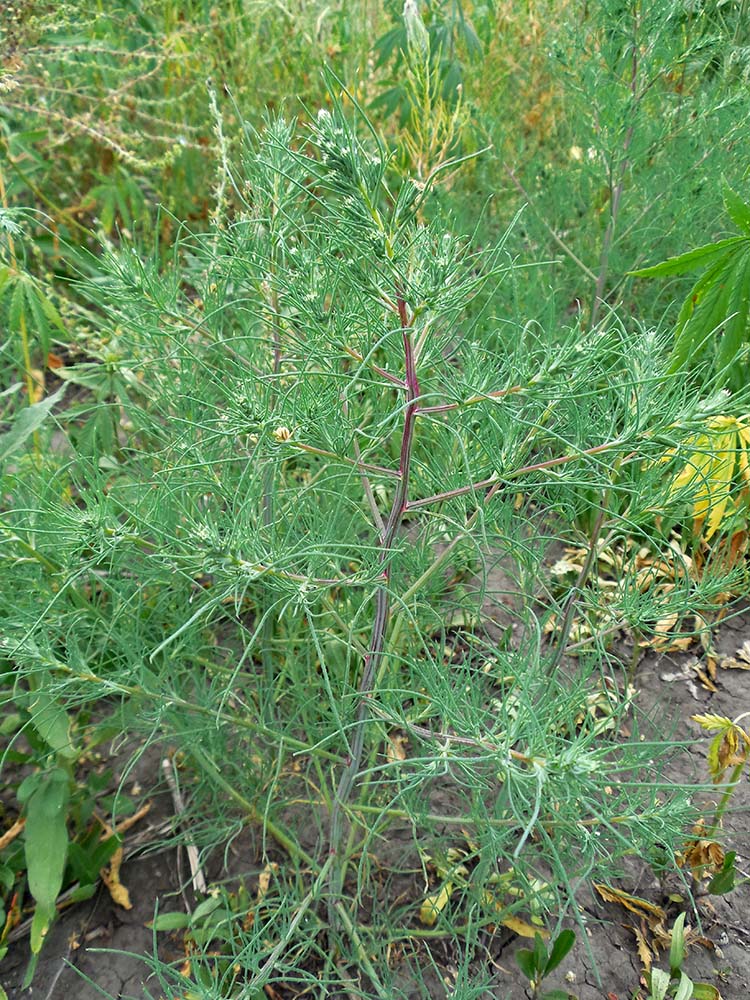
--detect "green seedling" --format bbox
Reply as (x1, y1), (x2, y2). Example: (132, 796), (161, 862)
(515, 929), (576, 999)
(643, 913), (721, 1000)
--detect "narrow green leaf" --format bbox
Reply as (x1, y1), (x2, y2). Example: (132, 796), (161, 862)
(669, 256), (734, 370)
(25, 287), (52, 357)
(0, 383), (66, 462)
(37, 290), (65, 332)
(9, 277), (26, 331)
(67, 883), (98, 903)
(0, 265), (12, 297)
(544, 929), (576, 975)
(22, 767), (70, 954)
(533, 931), (548, 969)
(22, 950), (40, 990)
(722, 178), (750, 235)
(669, 912), (686, 976)
(191, 894), (224, 922)
(630, 238), (744, 279)
(540, 992), (573, 1000)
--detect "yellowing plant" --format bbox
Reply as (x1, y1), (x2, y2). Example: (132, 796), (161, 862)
(664, 415), (750, 539)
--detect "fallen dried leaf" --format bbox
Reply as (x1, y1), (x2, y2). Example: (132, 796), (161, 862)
(628, 921), (653, 971)
(257, 862), (279, 903)
(593, 883), (666, 927)
(386, 733), (408, 763)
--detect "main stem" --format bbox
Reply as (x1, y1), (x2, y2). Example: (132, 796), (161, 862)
(328, 290), (418, 908)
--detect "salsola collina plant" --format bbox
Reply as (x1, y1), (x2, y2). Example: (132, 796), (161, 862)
(2, 88), (746, 997)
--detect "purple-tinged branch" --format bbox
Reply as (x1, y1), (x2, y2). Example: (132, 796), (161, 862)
(405, 439), (633, 512)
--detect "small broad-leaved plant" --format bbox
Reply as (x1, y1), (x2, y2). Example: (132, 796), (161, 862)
(644, 913), (721, 1000)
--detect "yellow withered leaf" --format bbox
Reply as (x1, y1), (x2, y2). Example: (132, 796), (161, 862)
(500, 915), (549, 939)
(593, 883), (666, 927)
(692, 714), (750, 780)
(386, 733), (409, 763)
(692, 713), (732, 731)
(663, 415), (750, 540)
(101, 847), (132, 910)
(683, 837), (724, 876)
(257, 862), (279, 902)
(419, 882), (453, 926)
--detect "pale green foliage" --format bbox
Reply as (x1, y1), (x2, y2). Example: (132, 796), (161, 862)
(1, 97), (746, 996)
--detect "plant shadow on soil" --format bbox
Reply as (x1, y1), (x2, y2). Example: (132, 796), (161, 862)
(2, 602), (749, 1000)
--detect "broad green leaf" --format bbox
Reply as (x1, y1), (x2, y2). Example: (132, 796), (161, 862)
(544, 928), (576, 975)
(149, 910), (192, 931)
(21, 767), (70, 954)
(722, 178), (750, 235)
(649, 968), (671, 1000)
(630, 237), (744, 279)
(691, 983), (722, 1000)
(540, 992), (574, 1000)
(669, 912), (686, 976)
(515, 945), (540, 980)
(66, 835), (119, 884)
(0, 383), (66, 462)
(708, 851), (736, 895)
(30, 903), (56, 956)
(27, 688), (77, 759)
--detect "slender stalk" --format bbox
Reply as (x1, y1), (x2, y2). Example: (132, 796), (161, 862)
(545, 504), (607, 674)
(406, 439), (630, 511)
(0, 162), (38, 406)
(418, 382), (526, 414)
(590, 9), (639, 329)
(707, 761), (746, 839)
(328, 288), (418, 911)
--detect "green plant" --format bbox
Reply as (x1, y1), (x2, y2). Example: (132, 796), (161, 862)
(0, 687), (126, 986)
(691, 712), (750, 838)
(643, 913), (721, 1000)
(631, 179), (750, 386)
(2, 80), (747, 998)
(515, 929), (576, 999)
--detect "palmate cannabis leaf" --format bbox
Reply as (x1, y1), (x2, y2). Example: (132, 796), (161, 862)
(661, 414), (750, 539)
(630, 179), (750, 380)
(691, 713), (750, 782)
